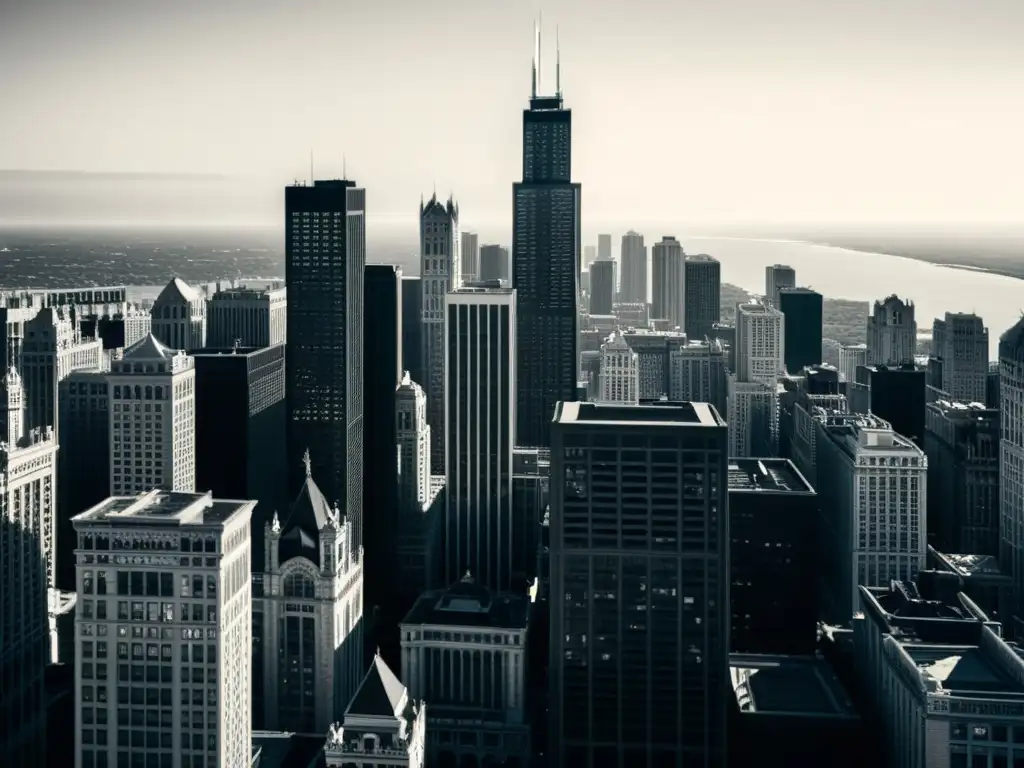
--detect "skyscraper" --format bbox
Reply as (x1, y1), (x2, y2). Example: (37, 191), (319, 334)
(512, 26), (581, 448)
(764, 264), (796, 308)
(936, 312), (989, 403)
(867, 295), (917, 366)
(999, 318), (1024, 624)
(549, 401), (729, 766)
(583, 244), (597, 270)
(206, 285), (287, 348)
(735, 302), (785, 385)
(479, 244), (509, 283)
(401, 275), (424, 389)
(107, 334), (196, 495)
(460, 231), (479, 284)
(420, 193), (461, 474)
(597, 233), (612, 263)
(150, 277), (208, 351)
(72, 490), (254, 768)
(620, 230), (647, 304)
(669, 338), (728, 417)
(588, 259), (615, 316)
(778, 287), (823, 373)
(730, 302), (784, 456)
(651, 236), (685, 329)
(444, 286), (516, 592)
(683, 254), (721, 341)
(285, 179), (366, 545)
(598, 332), (639, 405)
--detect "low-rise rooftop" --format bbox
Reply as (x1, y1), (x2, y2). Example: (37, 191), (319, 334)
(905, 644), (1024, 699)
(729, 653), (859, 719)
(402, 574), (529, 631)
(727, 458), (815, 494)
(72, 489), (253, 528)
(858, 582), (997, 645)
(554, 400), (725, 428)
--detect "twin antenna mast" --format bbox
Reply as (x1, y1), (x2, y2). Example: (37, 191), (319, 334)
(531, 14), (561, 100)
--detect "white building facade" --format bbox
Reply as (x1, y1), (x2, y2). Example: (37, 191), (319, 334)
(460, 231), (479, 285)
(764, 264), (796, 308)
(206, 286), (287, 349)
(71, 489), (254, 768)
(107, 334), (195, 496)
(650, 236), (685, 330)
(839, 343), (868, 384)
(868, 295), (917, 367)
(598, 333), (639, 405)
(151, 278), (207, 352)
(735, 302), (785, 385)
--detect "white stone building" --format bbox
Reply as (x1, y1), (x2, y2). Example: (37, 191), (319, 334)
(324, 654), (427, 768)
(867, 295), (917, 367)
(735, 301), (785, 385)
(207, 286), (287, 349)
(598, 332), (639, 405)
(151, 277), (207, 352)
(839, 343), (868, 384)
(764, 264), (796, 308)
(71, 489), (254, 768)
(107, 334), (195, 496)
(255, 452), (364, 734)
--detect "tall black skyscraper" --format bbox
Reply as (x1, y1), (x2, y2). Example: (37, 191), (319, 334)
(513, 24), (581, 447)
(285, 179), (366, 546)
(363, 264), (403, 628)
(778, 287), (823, 373)
(400, 274), (423, 389)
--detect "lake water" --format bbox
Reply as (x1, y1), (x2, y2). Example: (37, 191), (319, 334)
(125, 235), (1022, 359)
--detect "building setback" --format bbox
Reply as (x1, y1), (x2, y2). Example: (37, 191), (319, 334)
(285, 179), (366, 546)
(512, 41), (581, 448)
(549, 401), (729, 767)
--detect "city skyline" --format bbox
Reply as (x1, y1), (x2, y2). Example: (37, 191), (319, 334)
(3, 1), (1024, 227)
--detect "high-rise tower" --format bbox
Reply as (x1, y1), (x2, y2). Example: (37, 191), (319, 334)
(651, 235), (685, 329)
(285, 179), (366, 546)
(513, 21), (581, 447)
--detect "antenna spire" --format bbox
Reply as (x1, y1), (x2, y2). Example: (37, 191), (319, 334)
(531, 19), (538, 98)
(538, 12), (543, 94)
(556, 25), (561, 97)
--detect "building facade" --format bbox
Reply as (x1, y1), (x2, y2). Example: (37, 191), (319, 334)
(71, 490), (254, 768)
(651, 236), (685, 329)
(669, 338), (728, 418)
(396, 373), (434, 603)
(598, 332), (639, 405)
(420, 193), (461, 475)
(683, 254), (721, 342)
(936, 312), (989, 404)
(588, 259), (615, 318)
(549, 401), (730, 767)
(285, 179), (366, 547)
(764, 264), (796, 308)
(150, 277), (207, 352)
(999, 317), (1024, 629)
(107, 334), (196, 496)
(460, 231), (479, 285)
(839, 343), (868, 384)
(735, 302), (784, 385)
(444, 287), (516, 592)
(868, 295), (917, 367)
(255, 456), (364, 734)
(778, 287), (823, 374)
(479, 244), (509, 283)
(619, 231), (647, 305)
(206, 285), (287, 349)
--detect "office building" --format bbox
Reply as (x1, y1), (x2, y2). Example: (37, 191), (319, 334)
(728, 459), (818, 655)
(713, 322), (736, 372)
(401, 275), (424, 391)
(668, 338), (728, 418)
(396, 372), (437, 604)
(549, 401), (730, 767)
(764, 265), (796, 308)
(855, 582), (1024, 768)
(71, 490), (254, 768)
(0, 368), (57, 768)
(851, 363), (927, 446)
(460, 231), (479, 284)
(778, 287), (823, 374)
(420, 192), (461, 474)
(597, 233), (612, 263)
(512, 34), (581, 448)
(150, 277), (207, 351)
(206, 285), (287, 349)
(191, 344), (286, 561)
(285, 179), (366, 547)
(728, 377), (779, 457)
(479, 244), (509, 283)
(838, 343), (868, 384)
(999, 317), (1024, 626)
(56, 369), (110, 589)
(816, 413), (927, 622)
(598, 332), (639, 405)
(444, 287), (516, 592)
(511, 446), (550, 587)
(108, 334), (195, 496)
(588, 258), (615, 317)
(924, 400), (999, 556)
(683, 254), (721, 341)
(323, 654), (427, 768)
(255, 455), (364, 733)
(787, 395), (847, 489)
(619, 230), (647, 304)
(987, 361), (1000, 409)
(735, 302), (784, 385)
(400, 576), (530, 767)
(934, 312), (989, 403)
(867, 295), (917, 366)
(363, 264), (403, 629)
(651, 236), (685, 329)
(583, 244), (597, 270)
(620, 329), (687, 400)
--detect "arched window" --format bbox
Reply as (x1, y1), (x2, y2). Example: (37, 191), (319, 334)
(114, 386), (121, 399)
(145, 386), (153, 400)
(134, 385), (142, 400)
(283, 573), (315, 599)
(154, 386), (163, 400)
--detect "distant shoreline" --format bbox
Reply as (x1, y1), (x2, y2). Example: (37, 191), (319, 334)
(811, 240), (1024, 282)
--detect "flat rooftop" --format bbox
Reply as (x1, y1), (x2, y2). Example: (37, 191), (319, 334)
(727, 458), (815, 494)
(190, 345), (281, 357)
(72, 490), (251, 528)
(907, 645), (1024, 698)
(934, 552), (1008, 579)
(554, 400), (725, 428)
(730, 654), (858, 719)
(402, 577), (529, 631)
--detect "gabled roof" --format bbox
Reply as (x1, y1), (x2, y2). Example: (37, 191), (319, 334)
(345, 654), (406, 719)
(279, 453), (334, 566)
(123, 333), (176, 360)
(1000, 315), (1024, 360)
(154, 277), (199, 305)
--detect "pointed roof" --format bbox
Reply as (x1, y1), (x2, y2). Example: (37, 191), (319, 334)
(123, 333), (176, 360)
(345, 653), (407, 719)
(1000, 315), (1024, 360)
(154, 277), (199, 305)
(279, 452), (334, 565)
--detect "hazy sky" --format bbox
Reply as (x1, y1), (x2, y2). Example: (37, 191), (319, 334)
(2, 0), (1023, 227)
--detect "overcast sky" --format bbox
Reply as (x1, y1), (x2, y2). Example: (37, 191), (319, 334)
(2, 0), (1022, 226)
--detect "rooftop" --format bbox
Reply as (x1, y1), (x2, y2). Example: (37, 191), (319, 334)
(730, 654), (858, 719)
(727, 458), (815, 494)
(251, 731), (325, 768)
(905, 644), (1024, 698)
(345, 654), (407, 719)
(190, 345), (279, 358)
(402, 574), (529, 631)
(72, 489), (252, 528)
(933, 551), (1006, 578)
(554, 400), (725, 428)
(738, 302), (783, 316)
(858, 583), (996, 646)
(685, 253), (718, 263)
